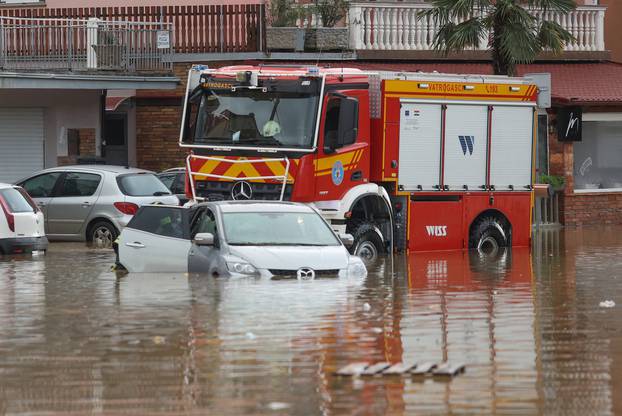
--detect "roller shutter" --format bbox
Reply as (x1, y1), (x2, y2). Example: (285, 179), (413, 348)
(0, 108), (45, 183)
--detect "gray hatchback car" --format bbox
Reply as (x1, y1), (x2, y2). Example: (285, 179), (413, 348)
(15, 165), (179, 247)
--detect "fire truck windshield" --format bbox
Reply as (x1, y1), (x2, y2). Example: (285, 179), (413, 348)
(185, 84), (320, 150)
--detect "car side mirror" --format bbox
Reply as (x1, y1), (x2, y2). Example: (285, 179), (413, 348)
(194, 232), (214, 246)
(339, 233), (354, 248)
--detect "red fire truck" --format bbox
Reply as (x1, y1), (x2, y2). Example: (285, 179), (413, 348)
(179, 65), (537, 260)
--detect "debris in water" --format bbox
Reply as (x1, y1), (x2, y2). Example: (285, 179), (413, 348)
(152, 336), (165, 345)
(599, 300), (615, 308)
(372, 327), (383, 334)
(245, 332), (257, 340)
(433, 362), (466, 377)
(267, 402), (290, 410)
(363, 303), (371, 311)
(360, 362), (391, 376)
(335, 362), (369, 376)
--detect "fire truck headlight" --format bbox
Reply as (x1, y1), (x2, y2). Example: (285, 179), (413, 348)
(346, 256), (367, 278)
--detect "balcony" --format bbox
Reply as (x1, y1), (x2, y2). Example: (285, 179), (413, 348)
(347, 2), (607, 60)
(0, 16), (173, 73)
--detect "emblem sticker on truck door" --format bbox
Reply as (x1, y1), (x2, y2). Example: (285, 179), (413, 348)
(332, 161), (344, 185)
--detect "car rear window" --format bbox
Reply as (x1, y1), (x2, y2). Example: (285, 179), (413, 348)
(117, 173), (171, 197)
(0, 188), (34, 213)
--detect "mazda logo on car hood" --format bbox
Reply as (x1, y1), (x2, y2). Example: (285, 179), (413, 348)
(231, 180), (253, 200)
(296, 268), (315, 281)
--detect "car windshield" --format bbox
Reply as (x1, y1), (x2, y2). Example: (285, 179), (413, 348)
(185, 78), (321, 149)
(0, 188), (34, 213)
(117, 174), (172, 197)
(222, 211), (340, 246)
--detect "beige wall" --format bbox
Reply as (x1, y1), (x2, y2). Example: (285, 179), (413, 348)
(0, 90), (101, 169)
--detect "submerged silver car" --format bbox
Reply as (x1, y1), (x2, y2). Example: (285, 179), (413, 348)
(15, 165), (178, 247)
(117, 201), (367, 278)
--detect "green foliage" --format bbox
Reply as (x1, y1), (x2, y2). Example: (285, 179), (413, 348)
(539, 174), (565, 188)
(269, 0), (302, 27)
(420, 0), (576, 76)
(314, 0), (349, 28)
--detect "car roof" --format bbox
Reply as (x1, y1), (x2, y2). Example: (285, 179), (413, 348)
(205, 200), (315, 214)
(29, 165), (153, 175)
(160, 167), (185, 173)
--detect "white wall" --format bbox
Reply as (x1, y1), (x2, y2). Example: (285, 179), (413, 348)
(0, 89), (101, 168)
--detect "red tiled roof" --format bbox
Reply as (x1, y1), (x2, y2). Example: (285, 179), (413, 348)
(311, 61), (622, 106)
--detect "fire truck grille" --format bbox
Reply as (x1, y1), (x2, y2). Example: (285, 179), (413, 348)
(195, 180), (293, 201)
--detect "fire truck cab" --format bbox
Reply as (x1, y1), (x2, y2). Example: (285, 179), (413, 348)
(180, 65), (537, 260)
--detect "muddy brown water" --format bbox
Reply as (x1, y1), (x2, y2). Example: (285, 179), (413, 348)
(1, 227), (622, 415)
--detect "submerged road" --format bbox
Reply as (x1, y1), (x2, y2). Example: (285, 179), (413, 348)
(0, 227), (621, 415)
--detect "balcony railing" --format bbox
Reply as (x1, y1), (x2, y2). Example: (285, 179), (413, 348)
(348, 2), (606, 52)
(0, 16), (173, 72)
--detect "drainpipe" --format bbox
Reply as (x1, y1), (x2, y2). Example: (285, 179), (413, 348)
(100, 89), (107, 161)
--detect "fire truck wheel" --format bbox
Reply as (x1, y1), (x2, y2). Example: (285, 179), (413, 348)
(470, 217), (508, 256)
(351, 223), (384, 263)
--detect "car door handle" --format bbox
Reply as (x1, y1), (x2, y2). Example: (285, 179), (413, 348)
(81, 202), (91, 207)
(125, 242), (145, 248)
(37, 202), (46, 207)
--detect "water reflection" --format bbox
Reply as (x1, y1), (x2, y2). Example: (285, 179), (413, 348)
(0, 232), (620, 414)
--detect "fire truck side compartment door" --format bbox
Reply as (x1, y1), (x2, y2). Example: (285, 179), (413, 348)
(398, 103), (442, 191)
(443, 105), (488, 190)
(490, 106), (534, 190)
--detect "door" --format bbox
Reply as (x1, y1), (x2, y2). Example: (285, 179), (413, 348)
(46, 172), (102, 237)
(18, 172), (63, 226)
(314, 94), (367, 201)
(103, 113), (128, 166)
(188, 207), (221, 273)
(118, 206), (191, 273)
(398, 102), (443, 191)
(0, 108), (45, 183)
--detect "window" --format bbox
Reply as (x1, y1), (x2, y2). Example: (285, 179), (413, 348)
(574, 121), (622, 190)
(157, 173), (177, 190)
(128, 206), (187, 239)
(323, 95), (359, 151)
(536, 114), (548, 177)
(59, 172), (101, 197)
(20, 172), (61, 198)
(117, 173), (171, 197)
(222, 211), (339, 246)
(191, 208), (218, 239)
(0, 188), (34, 213)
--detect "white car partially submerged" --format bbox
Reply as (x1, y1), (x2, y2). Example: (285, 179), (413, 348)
(0, 183), (48, 255)
(117, 201), (367, 278)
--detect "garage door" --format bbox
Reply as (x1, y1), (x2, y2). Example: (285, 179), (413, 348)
(0, 108), (45, 183)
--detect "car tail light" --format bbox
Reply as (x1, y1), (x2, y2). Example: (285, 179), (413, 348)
(114, 202), (139, 215)
(0, 195), (15, 232)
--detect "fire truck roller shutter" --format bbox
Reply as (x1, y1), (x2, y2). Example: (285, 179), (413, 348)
(0, 108), (45, 183)
(443, 105), (488, 190)
(398, 103), (442, 191)
(489, 106), (534, 190)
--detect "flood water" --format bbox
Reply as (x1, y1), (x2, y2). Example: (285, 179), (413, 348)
(1, 227), (622, 415)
